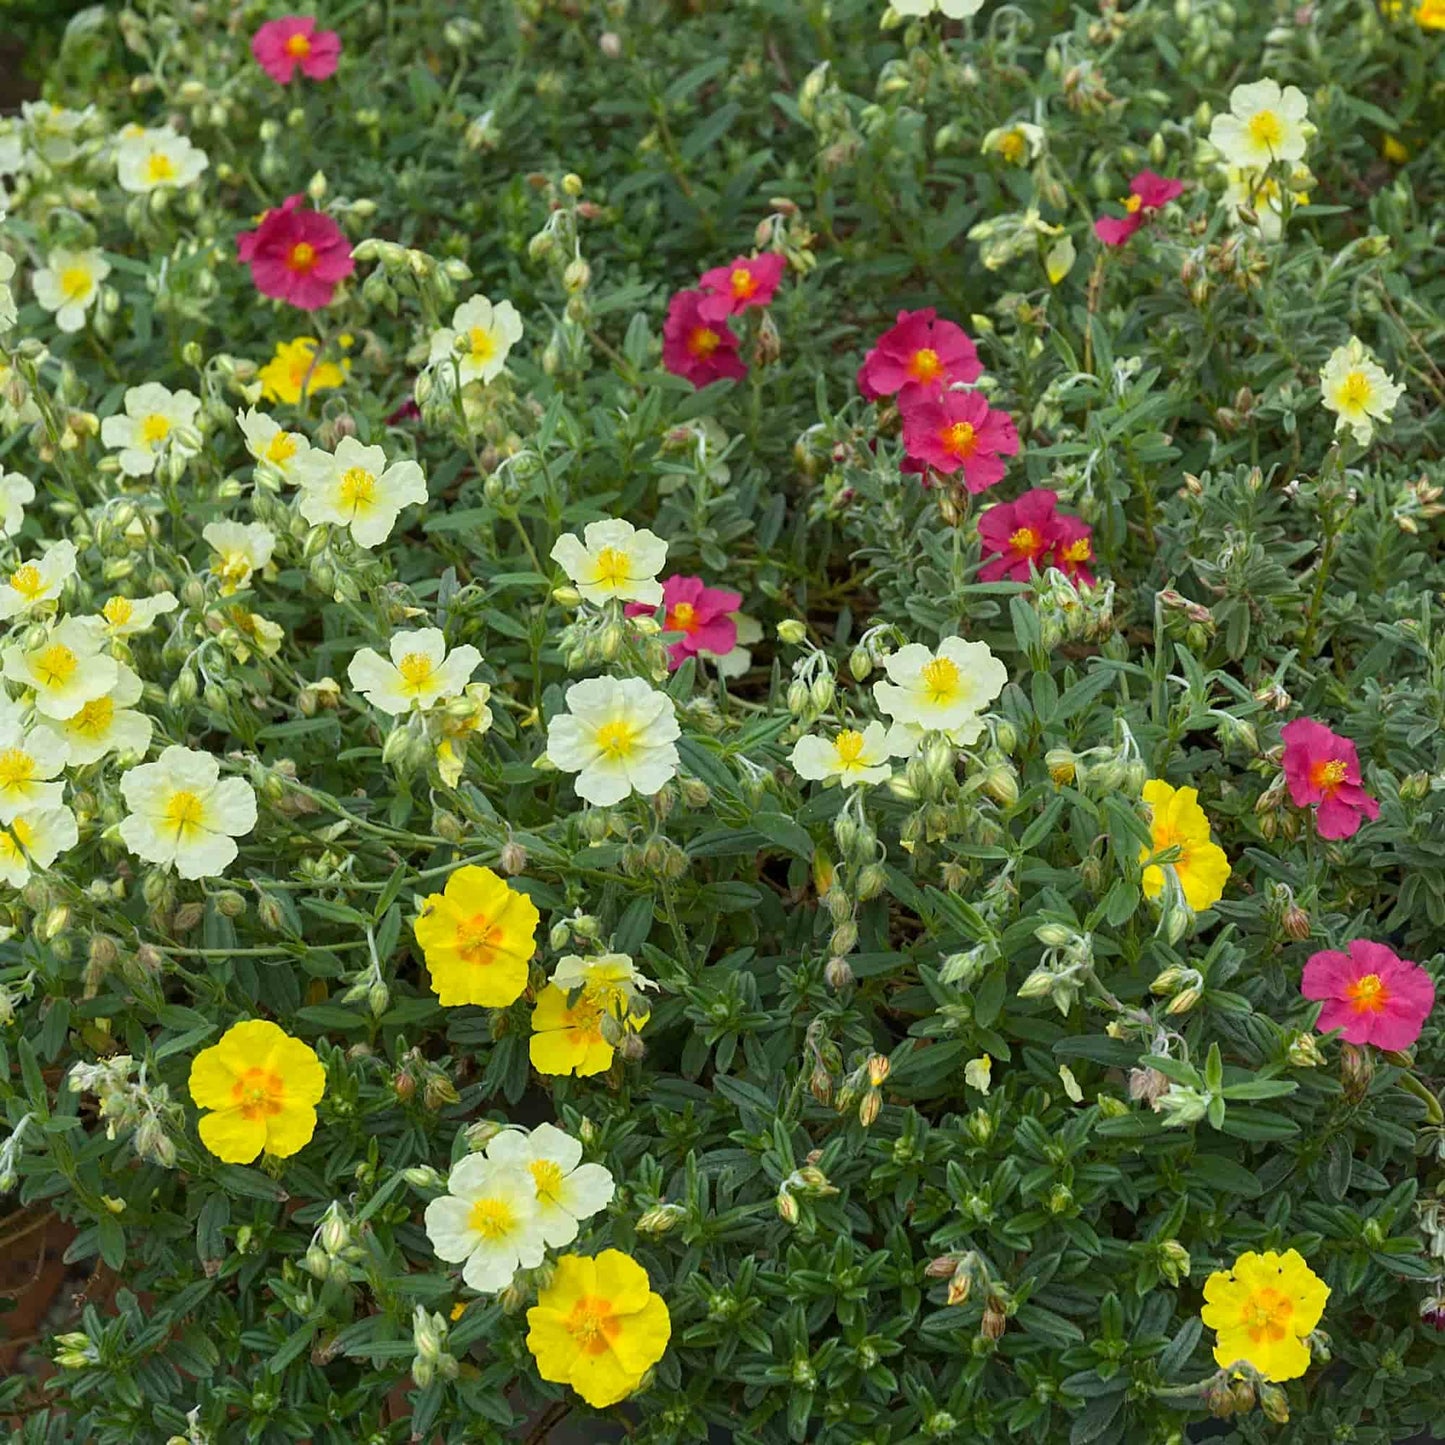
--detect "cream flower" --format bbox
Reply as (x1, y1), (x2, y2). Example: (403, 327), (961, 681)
(0, 253), (15, 334)
(0, 714), (68, 823)
(550, 519), (667, 606)
(347, 628), (481, 715)
(981, 122), (1046, 165)
(872, 636), (1007, 746)
(485, 1123), (615, 1248)
(41, 662), (152, 767)
(545, 676), (681, 806)
(892, 0), (985, 15)
(2, 615), (117, 720)
(0, 805), (79, 888)
(1209, 80), (1310, 171)
(237, 407), (310, 484)
(100, 383), (201, 478)
(202, 521), (276, 596)
(0, 471), (35, 537)
(118, 745), (257, 880)
(295, 437), (428, 548)
(551, 951), (656, 1025)
(0, 540), (77, 620)
(98, 591), (179, 637)
(115, 126), (208, 193)
(791, 721), (894, 786)
(1319, 336), (1405, 448)
(428, 295), (524, 386)
(21, 102), (92, 166)
(32, 247), (109, 333)
(423, 1156), (548, 1293)
(1220, 163), (1312, 242)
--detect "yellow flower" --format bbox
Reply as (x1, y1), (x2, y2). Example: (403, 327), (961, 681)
(1139, 779), (1230, 912)
(413, 865), (539, 1007)
(258, 337), (345, 406)
(529, 984), (614, 1077)
(188, 1020), (326, 1164)
(526, 1250), (671, 1408)
(1201, 1249), (1329, 1382)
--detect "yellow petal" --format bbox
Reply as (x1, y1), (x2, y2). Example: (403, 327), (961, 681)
(198, 1107), (267, 1164)
(262, 1101), (319, 1158)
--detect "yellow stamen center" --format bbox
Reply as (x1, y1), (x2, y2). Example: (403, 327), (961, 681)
(285, 32), (313, 58)
(941, 421), (978, 458)
(687, 325), (720, 359)
(1063, 538), (1092, 562)
(466, 327), (497, 361)
(141, 413), (172, 446)
(8, 564), (45, 600)
(1247, 110), (1284, 150)
(919, 656), (961, 705)
(1008, 526), (1044, 557)
(669, 601), (698, 633)
(455, 911), (504, 967)
(594, 720), (637, 760)
(529, 1158), (565, 1206)
(59, 266), (93, 302)
(908, 348), (943, 384)
(999, 131), (1026, 164)
(592, 547), (631, 589)
(833, 729), (867, 767)
(565, 1296), (620, 1356)
(162, 788), (206, 840)
(230, 1067), (285, 1120)
(216, 551), (253, 588)
(397, 652), (436, 694)
(1338, 371), (1372, 410)
(338, 467), (377, 513)
(1309, 758), (1348, 793)
(70, 696), (114, 738)
(1242, 1287), (1294, 1344)
(265, 432), (297, 465)
(0, 749), (36, 791)
(144, 151), (177, 185)
(288, 242), (317, 273)
(730, 267), (758, 299)
(35, 643), (78, 687)
(466, 1196), (516, 1240)
(1345, 972), (1389, 1015)
(103, 596), (135, 626)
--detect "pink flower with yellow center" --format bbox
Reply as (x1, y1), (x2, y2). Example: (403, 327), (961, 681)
(237, 195), (354, 311)
(1301, 939), (1435, 1051)
(1279, 717), (1380, 840)
(661, 290), (747, 388)
(900, 388), (1020, 493)
(977, 489), (1062, 582)
(696, 252), (786, 321)
(625, 574), (741, 669)
(857, 308), (983, 402)
(1094, 170), (1185, 247)
(251, 16), (342, 85)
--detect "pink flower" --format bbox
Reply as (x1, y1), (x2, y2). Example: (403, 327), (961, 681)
(251, 15), (342, 84)
(1094, 171), (1185, 247)
(661, 290), (747, 388)
(977, 489), (1060, 581)
(901, 389), (1019, 493)
(696, 253), (786, 322)
(237, 196), (354, 311)
(857, 308), (983, 402)
(1301, 939), (1435, 1051)
(1050, 514), (1096, 588)
(626, 574), (742, 669)
(1280, 718), (1380, 840)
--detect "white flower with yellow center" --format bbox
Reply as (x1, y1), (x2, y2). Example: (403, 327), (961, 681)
(0, 253), (16, 334)
(118, 744), (257, 880)
(423, 1155), (547, 1293)
(484, 1123), (615, 1248)
(0, 714), (68, 823)
(0, 539), (77, 620)
(551, 951), (656, 1026)
(100, 383), (202, 478)
(0, 470), (35, 537)
(41, 662), (151, 767)
(347, 627), (481, 715)
(21, 101), (93, 166)
(202, 521), (276, 596)
(97, 590), (178, 638)
(295, 437), (428, 549)
(545, 676), (681, 806)
(1220, 163), (1313, 242)
(428, 295), (524, 386)
(892, 0), (984, 16)
(550, 519), (667, 606)
(873, 636), (1007, 749)
(1209, 80), (1310, 171)
(1319, 336), (1405, 448)
(981, 122), (1046, 166)
(2, 615), (117, 720)
(791, 721), (894, 787)
(237, 407), (310, 485)
(0, 805), (79, 888)
(32, 247), (109, 333)
(115, 126), (208, 193)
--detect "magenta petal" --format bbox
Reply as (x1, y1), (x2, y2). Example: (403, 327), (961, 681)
(1314, 794), (1363, 840)
(1313, 997), (1370, 1043)
(1301, 950), (1354, 1002)
(1093, 215), (1140, 247)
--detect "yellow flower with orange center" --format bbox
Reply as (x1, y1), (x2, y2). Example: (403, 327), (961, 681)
(1201, 1249), (1329, 1382)
(413, 864), (539, 1007)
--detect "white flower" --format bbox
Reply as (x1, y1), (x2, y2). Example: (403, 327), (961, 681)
(484, 1123), (615, 1247)
(41, 663), (152, 767)
(0, 470), (34, 536)
(0, 540), (77, 620)
(892, 0), (984, 15)
(1319, 336), (1405, 448)
(423, 1155), (547, 1293)
(202, 521), (276, 595)
(0, 123), (23, 176)
(115, 126), (208, 193)
(1219, 163), (1312, 242)
(1208, 80), (1310, 171)
(791, 721), (894, 787)
(551, 951), (656, 1024)
(32, 247), (109, 333)
(236, 407), (310, 484)
(2, 615), (117, 720)
(712, 611), (761, 680)
(347, 628), (481, 715)
(872, 636), (1008, 745)
(98, 591), (179, 637)
(428, 295), (524, 386)
(100, 384), (202, 478)
(21, 102), (93, 166)
(0, 253), (15, 334)
(550, 519), (667, 606)
(295, 437), (428, 549)
(118, 745), (257, 880)
(545, 676), (681, 806)
(0, 805), (79, 888)
(981, 122), (1046, 165)
(0, 715), (68, 823)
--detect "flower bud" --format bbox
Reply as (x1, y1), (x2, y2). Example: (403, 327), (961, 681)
(776, 619), (807, 644)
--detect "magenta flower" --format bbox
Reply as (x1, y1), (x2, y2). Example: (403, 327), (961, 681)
(237, 195), (354, 311)
(1302, 940), (1435, 1051)
(661, 290), (747, 388)
(1280, 718), (1381, 840)
(1050, 514), (1096, 587)
(901, 389), (1019, 493)
(1094, 171), (1185, 247)
(626, 574), (741, 670)
(857, 308), (983, 402)
(977, 489), (1060, 581)
(696, 253), (786, 323)
(251, 16), (342, 85)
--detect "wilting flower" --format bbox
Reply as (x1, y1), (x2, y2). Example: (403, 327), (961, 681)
(238, 196), (354, 310)
(424, 1154), (548, 1293)
(237, 407), (311, 482)
(857, 308), (982, 402)
(552, 951), (656, 1028)
(901, 389), (1019, 492)
(696, 253), (786, 322)
(981, 122), (1045, 165)
(1139, 780), (1230, 912)
(0, 713), (68, 822)
(1201, 1250), (1328, 1382)
(202, 521), (276, 596)
(661, 289), (747, 387)
(348, 628), (480, 715)
(625, 574), (740, 668)
(0, 471), (34, 537)
(545, 676), (681, 806)
(530, 983), (616, 1077)
(258, 337), (346, 406)
(118, 745), (258, 879)
(1302, 940), (1435, 1051)
(42, 663), (152, 766)
(1208, 79), (1311, 170)
(188, 1020), (325, 1164)
(2, 615), (117, 720)
(413, 864), (539, 1008)
(251, 15), (342, 84)
(115, 125), (208, 193)
(296, 437), (428, 548)
(98, 591), (178, 638)
(790, 722), (894, 787)
(32, 247), (109, 333)
(428, 294), (524, 386)
(1220, 162), (1313, 242)
(485, 1123), (615, 1246)
(1280, 718), (1379, 840)
(0, 806), (80, 888)
(873, 636), (1007, 753)
(1319, 337), (1405, 447)
(0, 539), (77, 620)
(978, 489), (1060, 581)
(551, 519), (667, 606)
(1093, 171), (1185, 247)
(100, 383), (201, 478)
